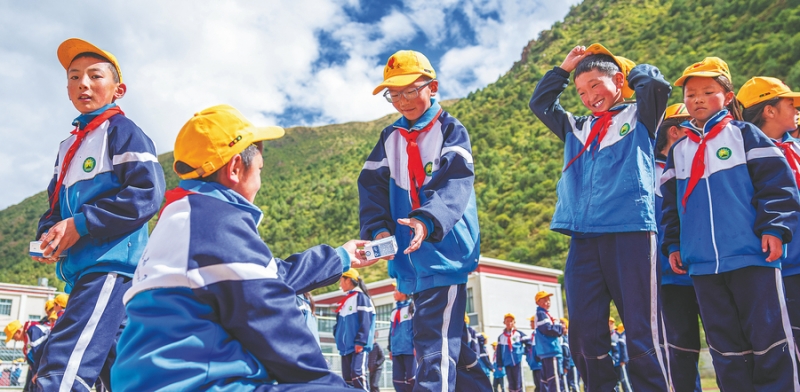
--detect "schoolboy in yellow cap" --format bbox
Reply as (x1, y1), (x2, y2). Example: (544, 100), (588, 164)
(359, 50), (486, 390)
(655, 103), (703, 391)
(32, 38), (166, 391)
(530, 42), (672, 391)
(496, 311), (529, 392)
(739, 76), (800, 369)
(389, 281), (415, 391)
(7, 317), (50, 391)
(112, 104), (368, 391)
(336, 262), (376, 389)
(532, 290), (564, 391)
(661, 58), (800, 391)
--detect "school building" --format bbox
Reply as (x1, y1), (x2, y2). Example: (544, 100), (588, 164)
(0, 280), (57, 360)
(313, 256), (563, 358)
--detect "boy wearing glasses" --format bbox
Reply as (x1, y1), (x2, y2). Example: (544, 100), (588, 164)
(358, 50), (488, 391)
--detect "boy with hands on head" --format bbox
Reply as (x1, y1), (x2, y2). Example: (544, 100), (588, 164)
(529, 43), (672, 391)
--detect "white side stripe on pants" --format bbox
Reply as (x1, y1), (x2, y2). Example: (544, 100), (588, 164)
(775, 269), (800, 391)
(60, 273), (117, 392)
(440, 285), (457, 392)
(649, 233), (673, 390)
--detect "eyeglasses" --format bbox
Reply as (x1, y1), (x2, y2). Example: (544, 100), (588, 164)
(383, 79), (435, 103)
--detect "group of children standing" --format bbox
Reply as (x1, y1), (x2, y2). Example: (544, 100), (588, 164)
(17, 31), (800, 391)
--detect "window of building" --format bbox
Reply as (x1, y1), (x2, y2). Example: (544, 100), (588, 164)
(375, 304), (392, 325)
(466, 288), (478, 326)
(28, 315), (41, 322)
(0, 299), (12, 316)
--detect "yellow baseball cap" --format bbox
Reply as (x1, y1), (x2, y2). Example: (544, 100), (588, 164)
(528, 315), (536, 321)
(535, 291), (554, 303)
(57, 38), (123, 83)
(664, 103), (690, 120)
(560, 318), (569, 328)
(4, 321), (21, 344)
(585, 43), (636, 99)
(54, 294), (68, 309)
(45, 300), (55, 313)
(173, 104), (284, 180)
(737, 76), (800, 109)
(464, 313), (470, 324)
(372, 50), (437, 95)
(609, 317), (616, 323)
(616, 323), (625, 333)
(342, 269), (360, 280)
(503, 313), (515, 321)
(491, 341), (497, 346)
(674, 57), (731, 87)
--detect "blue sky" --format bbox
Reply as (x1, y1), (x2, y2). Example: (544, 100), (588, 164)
(0, 0), (579, 209)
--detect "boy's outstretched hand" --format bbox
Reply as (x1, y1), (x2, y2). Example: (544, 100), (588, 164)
(762, 234), (783, 262)
(397, 218), (427, 255)
(668, 251), (686, 275)
(33, 218), (79, 264)
(560, 45), (590, 74)
(342, 239), (370, 268)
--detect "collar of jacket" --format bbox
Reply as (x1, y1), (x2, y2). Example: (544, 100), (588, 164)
(395, 300), (410, 307)
(680, 109), (729, 136)
(782, 133), (800, 143)
(73, 103), (118, 129)
(393, 99), (442, 131)
(178, 179), (263, 225)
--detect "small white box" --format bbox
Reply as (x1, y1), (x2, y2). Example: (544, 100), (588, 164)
(364, 236), (399, 261)
(29, 241), (65, 258)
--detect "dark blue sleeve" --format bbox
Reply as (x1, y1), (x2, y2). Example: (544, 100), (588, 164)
(742, 123), (800, 242)
(355, 293), (375, 347)
(628, 64), (671, 138)
(358, 129), (395, 240)
(529, 67), (584, 142)
(274, 245), (347, 294)
(36, 159), (62, 239)
(536, 310), (564, 337)
(660, 145), (681, 256)
(72, 118), (166, 239)
(409, 115), (475, 242)
(495, 335), (506, 367)
(27, 327), (48, 374)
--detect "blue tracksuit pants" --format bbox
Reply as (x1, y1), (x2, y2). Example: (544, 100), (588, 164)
(662, 284), (702, 392)
(35, 272), (130, 392)
(785, 274), (800, 372)
(564, 232), (671, 392)
(531, 369), (542, 391)
(393, 354), (416, 392)
(541, 356), (560, 392)
(342, 351), (369, 390)
(413, 284), (492, 392)
(693, 266), (800, 391)
(504, 363), (522, 392)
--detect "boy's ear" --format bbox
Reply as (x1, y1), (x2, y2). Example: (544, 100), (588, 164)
(113, 83), (127, 101)
(614, 72), (625, 89)
(429, 80), (439, 96)
(723, 90), (735, 106)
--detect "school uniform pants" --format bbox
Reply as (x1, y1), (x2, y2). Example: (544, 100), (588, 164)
(540, 357), (561, 392)
(785, 273), (800, 373)
(531, 369), (542, 391)
(565, 366), (578, 392)
(393, 354), (416, 392)
(503, 363), (522, 392)
(35, 272), (129, 392)
(492, 376), (505, 392)
(342, 351), (368, 390)
(564, 232), (671, 392)
(693, 266), (800, 392)
(662, 284), (702, 392)
(369, 365), (382, 392)
(412, 284), (492, 392)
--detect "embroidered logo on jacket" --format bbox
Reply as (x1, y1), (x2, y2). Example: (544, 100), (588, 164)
(425, 162), (433, 176)
(82, 157), (96, 172)
(619, 123), (631, 136)
(716, 147), (732, 160)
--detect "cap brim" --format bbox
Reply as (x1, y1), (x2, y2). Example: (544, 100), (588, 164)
(58, 38), (122, 82)
(778, 92), (800, 108)
(372, 74), (427, 95)
(250, 125), (285, 142)
(674, 71), (726, 87)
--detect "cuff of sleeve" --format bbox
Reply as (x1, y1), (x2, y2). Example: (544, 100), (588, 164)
(667, 244), (680, 255)
(336, 247), (351, 273)
(72, 213), (89, 237)
(372, 228), (390, 240)
(554, 66), (571, 78)
(411, 214), (434, 240)
(763, 229), (784, 241)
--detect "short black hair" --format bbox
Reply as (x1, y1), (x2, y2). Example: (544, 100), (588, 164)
(741, 97), (781, 128)
(71, 52), (120, 83)
(656, 117), (685, 153)
(575, 54), (620, 80)
(175, 143), (261, 182)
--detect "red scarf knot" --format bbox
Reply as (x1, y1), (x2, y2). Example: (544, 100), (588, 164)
(681, 115), (732, 210)
(398, 109), (443, 209)
(563, 110), (619, 172)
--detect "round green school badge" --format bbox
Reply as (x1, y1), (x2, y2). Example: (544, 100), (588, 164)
(619, 123), (631, 136)
(425, 162), (433, 176)
(82, 157), (96, 172)
(403, 314), (409, 319)
(349, 306), (353, 311)
(716, 147), (732, 160)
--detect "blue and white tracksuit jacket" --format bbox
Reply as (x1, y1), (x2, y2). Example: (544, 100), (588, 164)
(660, 110), (800, 275)
(529, 65), (670, 235)
(25, 323), (50, 374)
(524, 341), (543, 371)
(496, 329), (527, 367)
(112, 180), (354, 390)
(478, 334), (494, 377)
(36, 104), (165, 291)
(358, 100), (480, 295)
(388, 300), (414, 355)
(616, 331), (629, 364)
(535, 307), (564, 359)
(656, 153), (693, 286)
(334, 290), (376, 356)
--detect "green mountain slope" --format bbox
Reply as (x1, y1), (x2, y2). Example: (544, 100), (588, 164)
(2, 0), (800, 292)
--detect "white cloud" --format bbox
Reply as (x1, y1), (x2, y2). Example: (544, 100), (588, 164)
(0, 0), (578, 209)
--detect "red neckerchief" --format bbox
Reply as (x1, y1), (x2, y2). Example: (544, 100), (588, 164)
(563, 110), (620, 172)
(159, 187), (197, 218)
(656, 161), (666, 170)
(336, 291), (359, 313)
(774, 140), (800, 188)
(397, 109), (443, 209)
(504, 329), (517, 348)
(682, 115), (732, 210)
(46, 107), (124, 218)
